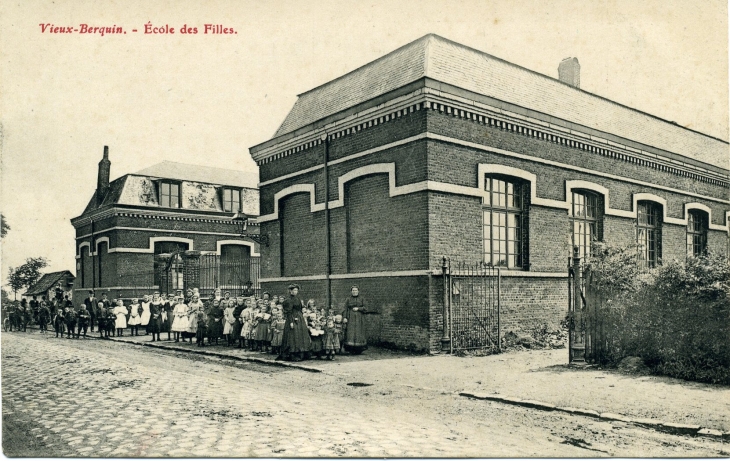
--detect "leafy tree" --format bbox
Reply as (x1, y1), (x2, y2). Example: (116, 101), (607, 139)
(0, 213), (9, 239)
(6, 257), (49, 300)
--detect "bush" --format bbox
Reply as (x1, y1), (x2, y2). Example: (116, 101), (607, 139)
(584, 247), (730, 384)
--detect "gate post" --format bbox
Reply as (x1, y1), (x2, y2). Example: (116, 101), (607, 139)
(440, 257), (451, 352)
(182, 250), (202, 293)
(569, 246), (586, 363)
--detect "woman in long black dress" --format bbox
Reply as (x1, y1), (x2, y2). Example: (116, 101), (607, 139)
(342, 285), (368, 354)
(278, 284), (311, 362)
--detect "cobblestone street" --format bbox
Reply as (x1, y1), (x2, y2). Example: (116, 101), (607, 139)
(3, 332), (727, 457)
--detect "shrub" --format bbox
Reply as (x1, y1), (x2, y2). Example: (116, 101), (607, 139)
(584, 246), (730, 384)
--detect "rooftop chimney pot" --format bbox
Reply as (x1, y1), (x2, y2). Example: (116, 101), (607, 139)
(558, 57), (580, 88)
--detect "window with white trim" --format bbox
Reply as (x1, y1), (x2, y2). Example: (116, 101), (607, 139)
(686, 209), (708, 258)
(483, 176), (528, 268)
(222, 188), (242, 213)
(637, 201), (662, 268)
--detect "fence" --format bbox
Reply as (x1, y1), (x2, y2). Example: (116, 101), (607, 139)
(98, 253), (261, 300)
(443, 259), (501, 353)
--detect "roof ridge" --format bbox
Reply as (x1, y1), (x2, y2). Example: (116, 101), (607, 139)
(295, 33), (434, 98)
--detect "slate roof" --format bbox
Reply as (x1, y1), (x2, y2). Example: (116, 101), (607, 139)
(135, 161), (258, 189)
(80, 161), (259, 215)
(23, 271), (75, 297)
(274, 34), (728, 170)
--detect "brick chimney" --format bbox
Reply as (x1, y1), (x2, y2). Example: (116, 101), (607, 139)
(96, 146), (111, 203)
(558, 57), (580, 88)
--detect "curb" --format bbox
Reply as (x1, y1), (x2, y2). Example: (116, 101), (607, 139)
(109, 337), (323, 373)
(459, 392), (728, 440)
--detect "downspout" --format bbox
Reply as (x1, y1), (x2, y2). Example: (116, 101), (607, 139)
(90, 219), (96, 290)
(321, 133), (331, 311)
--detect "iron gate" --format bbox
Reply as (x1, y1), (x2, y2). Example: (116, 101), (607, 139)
(156, 252), (261, 298)
(444, 259), (501, 353)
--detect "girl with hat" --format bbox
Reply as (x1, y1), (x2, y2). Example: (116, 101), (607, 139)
(342, 285), (369, 355)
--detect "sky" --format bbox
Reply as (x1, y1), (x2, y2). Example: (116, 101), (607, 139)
(0, 0), (728, 288)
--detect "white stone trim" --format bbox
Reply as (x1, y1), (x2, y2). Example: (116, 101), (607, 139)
(76, 242), (92, 258)
(479, 164), (569, 210)
(94, 237), (110, 254)
(215, 239), (260, 257)
(632, 193), (684, 226)
(258, 162), (730, 229)
(106, 236), (195, 254)
(684, 203), (728, 231)
(431, 133), (729, 205)
(76, 227), (244, 240)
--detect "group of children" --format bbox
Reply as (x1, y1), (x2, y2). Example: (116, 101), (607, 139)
(52, 288), (349, 361)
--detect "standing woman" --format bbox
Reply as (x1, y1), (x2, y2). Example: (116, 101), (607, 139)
(279, 284), (311, 362)
(140, 295), (151, 335)
(342, 285), (369, 355)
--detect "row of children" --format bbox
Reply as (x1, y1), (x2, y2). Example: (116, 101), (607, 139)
(54, 287), (352, 361)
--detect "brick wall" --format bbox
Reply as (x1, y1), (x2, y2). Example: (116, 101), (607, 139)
(498, 276), (568, 333)
(345, 174), (428, 272)
(708, 229), (729, 255)
(426, 111), (727, 201)
(280, 192), (326, 276)
(262, 275), (432, 352)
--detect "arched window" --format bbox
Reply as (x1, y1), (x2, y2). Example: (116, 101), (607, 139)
(483, 176), (529, 268)
(637, 201), (662, 268)
(571, 191), (603, 259)
(687, 210), (708, 258)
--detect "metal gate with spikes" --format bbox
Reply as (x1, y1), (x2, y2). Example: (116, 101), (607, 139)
(444, 259), (501, 353)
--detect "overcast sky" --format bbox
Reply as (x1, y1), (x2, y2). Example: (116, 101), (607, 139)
(1, 0), (728, 287)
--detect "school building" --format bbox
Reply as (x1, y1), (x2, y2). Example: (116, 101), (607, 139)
(250, 34), (729, 353)
(70, 147), (261, 306)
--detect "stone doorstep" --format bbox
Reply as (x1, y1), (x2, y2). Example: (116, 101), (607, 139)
(459, 391), (723, 439)
(108, 337), (323, 374)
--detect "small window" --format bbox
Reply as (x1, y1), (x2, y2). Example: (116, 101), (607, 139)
(483, 176), (528, 268)
(222, 188), (241, 212)
(637, 201), (662, 268)
(160, 181), (180, 208)
(686, 210), (708, 258)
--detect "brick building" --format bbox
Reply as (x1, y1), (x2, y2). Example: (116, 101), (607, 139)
(249, 35), (730, 353)
(70, 147), (260, 305)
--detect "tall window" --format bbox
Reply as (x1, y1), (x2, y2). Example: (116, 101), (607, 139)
(160, 181), (180, 208)
(97, 241), (107, 287)
(686, 210), (708, 258)
(483, 176), (527, 268)
(222, 188), (241, 212)
(637, 201), (662, 268)
(78, 247), (85, 288)
(571, 191), (601, 259)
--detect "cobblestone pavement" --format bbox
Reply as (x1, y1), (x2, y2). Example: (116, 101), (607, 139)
(3, 332), (728, 457)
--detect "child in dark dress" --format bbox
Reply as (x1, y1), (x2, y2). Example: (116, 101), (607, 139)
(195, 305), (207, 347)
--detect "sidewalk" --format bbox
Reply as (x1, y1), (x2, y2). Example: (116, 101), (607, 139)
(18, 326), (730, 435)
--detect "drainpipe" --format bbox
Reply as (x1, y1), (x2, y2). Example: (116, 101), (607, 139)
(321, 133), (332, 312)
(90, 219), (96, 290)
